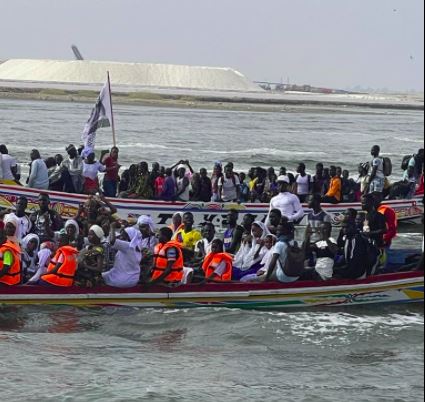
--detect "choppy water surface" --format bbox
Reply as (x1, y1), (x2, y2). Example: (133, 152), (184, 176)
(0, 306), (423, 402)
(0, 98), (424, 401)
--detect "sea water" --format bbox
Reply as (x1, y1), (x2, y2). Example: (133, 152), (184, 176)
(0, 98), (424, 401)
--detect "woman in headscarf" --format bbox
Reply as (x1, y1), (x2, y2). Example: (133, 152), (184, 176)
(21, 234), (40, 283)
(102, 223), (142, 288)
(137, 215), (158, 253)
(4, 214), (20, 245)
(64, 219), (84, 250)
(27, 241), (56, 284)
(169, 213), (184, 236)
(76, 225), (106, 288)
(232, 221), (271, 280)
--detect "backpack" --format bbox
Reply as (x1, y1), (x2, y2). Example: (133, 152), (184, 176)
(283, 241), (306, 277)
(401, 155), (412, 171)
(383, 157), (393, 177)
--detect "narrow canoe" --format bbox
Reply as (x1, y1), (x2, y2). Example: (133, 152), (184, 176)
(0, 184), (423, 228)
(0, 272), (423, 310)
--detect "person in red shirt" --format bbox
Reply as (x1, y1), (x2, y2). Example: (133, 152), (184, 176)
(102, 147), (120, 198)
(154, 168), (166, 200)
(376, 197), (398, 249)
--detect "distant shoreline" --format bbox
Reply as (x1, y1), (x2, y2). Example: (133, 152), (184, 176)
(0, 86), (423, 112)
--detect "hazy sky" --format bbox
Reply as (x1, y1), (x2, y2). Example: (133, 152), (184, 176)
(1, 0), (424, 91)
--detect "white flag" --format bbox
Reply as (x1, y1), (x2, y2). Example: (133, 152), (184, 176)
(81, 80), (113, 157)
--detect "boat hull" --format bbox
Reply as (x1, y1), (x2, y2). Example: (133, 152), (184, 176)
(1, 272), (423, 310)
(0, 184), (423, 227)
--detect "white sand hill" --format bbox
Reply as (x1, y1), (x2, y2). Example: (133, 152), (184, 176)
(0, 59), (262, 92)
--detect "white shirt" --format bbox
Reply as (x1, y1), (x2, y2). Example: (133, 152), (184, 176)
(102, 240), (141, 288)
(1, 154), (17, 180)
(28, 248), (52, 283)
(372, 157), (385, 179)
(195, 238), (214, 255)
(6, 213), (32, 242)
(83, 161), (106, 181)
(219, 175), (240, 202)
(269, 192), (304, 222)
(296, 174), (311, 195)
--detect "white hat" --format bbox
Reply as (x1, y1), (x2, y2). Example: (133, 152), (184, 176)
(277, 175), (290, 184)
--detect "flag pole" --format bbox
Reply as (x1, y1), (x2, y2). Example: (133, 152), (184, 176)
(107, 71), (117, 148)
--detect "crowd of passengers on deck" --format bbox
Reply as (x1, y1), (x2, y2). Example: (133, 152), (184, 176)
(0, 172), (422, 288)
(0, 144), (424, 203)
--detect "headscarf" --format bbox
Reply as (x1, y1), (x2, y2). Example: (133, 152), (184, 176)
(251, 221), (271, 240)
(65, 219), (80, 235)
(90, 225), (105, 242)
(125, 227), (142, 250)
(137, 215), (156, 233)
(22, 234), (40, 251)
(4, 214), (19, 244)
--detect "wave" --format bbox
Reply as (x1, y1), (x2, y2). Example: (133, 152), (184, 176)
(394, 137), (425, 144)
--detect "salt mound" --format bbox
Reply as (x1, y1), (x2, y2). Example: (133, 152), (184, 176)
(0, 59), (262, 92)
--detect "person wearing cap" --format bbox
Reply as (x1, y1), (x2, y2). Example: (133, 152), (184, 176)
(60, 145), (84, 193)
(267, 176), (304, 224)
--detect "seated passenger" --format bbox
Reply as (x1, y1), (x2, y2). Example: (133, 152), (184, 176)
(241, 234), (277, 283)
(76, 225), (106, 288)
(0, 222), (22, 286)
(266, 218), (303, 283)
(40, 234), (79, 287)
(174, 212), (202, 261)
(102, 224), (142, 288)
(202, 239), (233, 282)
(223, 210), (244, 254)
(151, 227), (184, 285)
(27, 242), (55, 284)
(63, 219), (84, 250)
(21, 234), (40, 283)
(233, 221), (271, 280)
(30, 193), (63, 243)
(334, 219), (369, 280)
(267, 209), (282, 236)
(195, 223), (216, 259)
(305, 223), (338, 281)
(322, 166), (342, 204)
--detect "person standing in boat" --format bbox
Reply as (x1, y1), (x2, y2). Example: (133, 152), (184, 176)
(160, 168), (177, 202)
(60, 145), (85, 194)
(312, 163), (326, 196)
(0, 145), (19, 185)
(307, 194), (332, 244)
(367, 145), (385, 197)
(218, 164), (241, 203)
(82, 152), (106, 195)
(198, 168), (213, 203)
(30, 193), (63, 243)
(102, 147), (121, 198)
(295, 163), (312, 203)
(175, 166), (191, 202)
(268, 176), (304, 224)
(27, 149), (49, 190)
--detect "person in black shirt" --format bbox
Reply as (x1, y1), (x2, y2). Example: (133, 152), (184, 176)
(361, 194), (387, 249)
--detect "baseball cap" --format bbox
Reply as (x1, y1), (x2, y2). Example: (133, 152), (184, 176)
(277, 175), (290, 184)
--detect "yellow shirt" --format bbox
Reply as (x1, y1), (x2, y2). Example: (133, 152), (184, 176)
(175, 229), (203, 250)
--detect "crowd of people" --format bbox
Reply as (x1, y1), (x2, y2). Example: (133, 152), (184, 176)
(0, 179), (422, 289)
(0, 144), (424, 204)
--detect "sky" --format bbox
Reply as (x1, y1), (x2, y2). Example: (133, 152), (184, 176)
(1, 0), (424, 91)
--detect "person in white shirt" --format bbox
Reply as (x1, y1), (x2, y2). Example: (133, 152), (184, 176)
(368, 145), (385, 195)
(83, 152), (106, 194)
(6, 196), (32, 243)
(218, 165), (241, 202)
(268, 176), (304, 224)
(0, 144), (18, 182)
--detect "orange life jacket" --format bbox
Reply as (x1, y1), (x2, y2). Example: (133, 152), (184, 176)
(152, 241), (184, 283)
(0, 241), (22, 286)
(378, 205), (398, 246)
(42, 246), (79, 287)
(202, 253), (233, 282)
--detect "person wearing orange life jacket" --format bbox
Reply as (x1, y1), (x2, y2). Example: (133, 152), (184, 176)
(202, 239), (233, 282)
(41, 233), (79, 287)
(0, 218), (22, 286)
(377, 201), (398, 249)
(151, 227), (184, 285)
